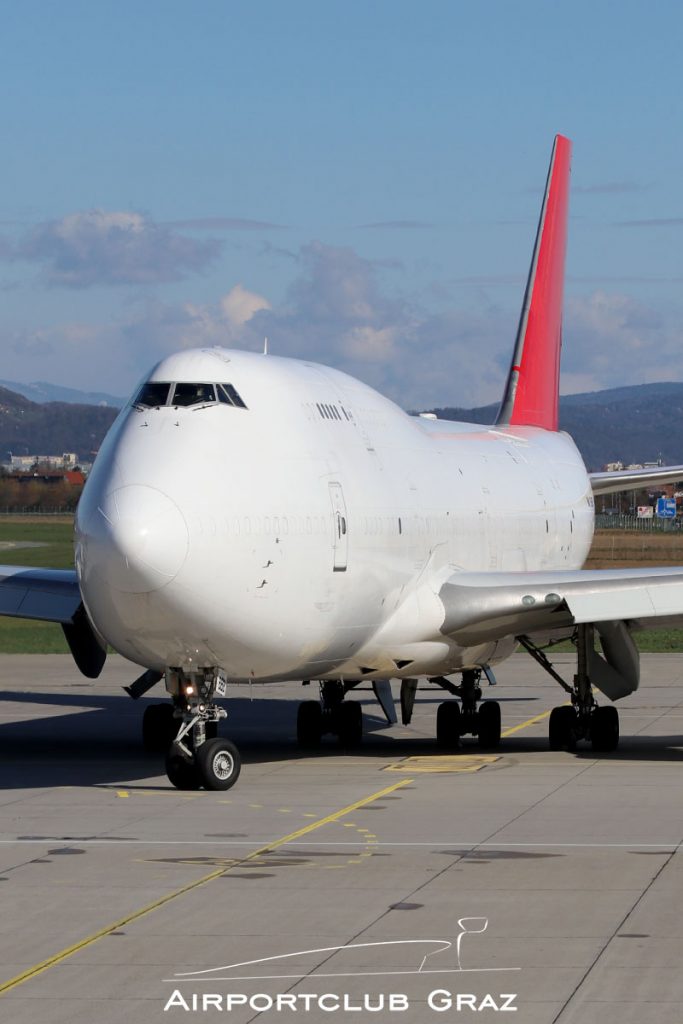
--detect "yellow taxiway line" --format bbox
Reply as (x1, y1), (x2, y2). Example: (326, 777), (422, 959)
(501, 707), (554, 737)
(0, 777), (413, 997)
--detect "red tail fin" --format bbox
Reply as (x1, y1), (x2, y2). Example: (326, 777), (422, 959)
(496, 135), (571, 431)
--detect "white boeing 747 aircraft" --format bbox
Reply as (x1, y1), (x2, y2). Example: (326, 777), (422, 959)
(3, 135), (683, 790)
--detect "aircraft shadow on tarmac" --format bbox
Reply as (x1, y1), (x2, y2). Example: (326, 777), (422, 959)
(1, 690), (682, 789)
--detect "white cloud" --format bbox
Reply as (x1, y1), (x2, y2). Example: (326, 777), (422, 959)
(562, 290), (683, 391)
(11, 238), (683, 413)
(14, 210), (221, 287)
(5, 242), (489, 404)
(342, 325), (397, 362)
(219, 284), (271, 326)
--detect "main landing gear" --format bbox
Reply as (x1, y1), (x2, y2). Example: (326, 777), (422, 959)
(520, 624), (620, 753)
(297, 680), (363, 749)
(432, 669), (501, 750)
(160, 668), (241, 790)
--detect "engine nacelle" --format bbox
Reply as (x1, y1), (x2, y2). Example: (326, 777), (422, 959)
(587, 620), (639, 701)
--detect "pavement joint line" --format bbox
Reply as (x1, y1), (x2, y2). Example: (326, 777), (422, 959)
(1, 839), (679, 847)
(0, 839), (679, 847)
(552, 836), (683, 1021)
(0, 777), (413, 997)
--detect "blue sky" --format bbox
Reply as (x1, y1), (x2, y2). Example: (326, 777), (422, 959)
(1, 0), (682, 408)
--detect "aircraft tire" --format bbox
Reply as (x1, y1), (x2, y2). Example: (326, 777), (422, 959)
(590, 706), (619, 753)
(196, 738), (241, 791)
(337, 701), (363, 747)
(165, 751), (202, 790)
(549, 706), (576, 751)
(477, 700), (501, 748)
(297, 701), (322, 748)
(143, 703), (178, 753)
(436, 701), (460, 750)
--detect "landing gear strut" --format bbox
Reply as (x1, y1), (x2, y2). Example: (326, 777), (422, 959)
(163, 668), (241, 790)
(433, 669), (501, 750)
(520, 625), (620, 753)
(297, 680), (363, 749)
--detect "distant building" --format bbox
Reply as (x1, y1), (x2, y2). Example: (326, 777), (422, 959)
(6, 452), (80, 472)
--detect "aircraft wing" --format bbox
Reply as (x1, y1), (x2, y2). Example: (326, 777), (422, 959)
(439, 566), (683, 646)
(0, 565), (106, 678)
(590, 466), (683, 496)
(0, 565), (81, 622)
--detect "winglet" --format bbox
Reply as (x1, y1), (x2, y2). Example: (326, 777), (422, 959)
(496, 135), (572, 431)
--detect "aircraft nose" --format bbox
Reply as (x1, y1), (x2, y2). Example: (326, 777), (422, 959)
(85, 484), (189, 593)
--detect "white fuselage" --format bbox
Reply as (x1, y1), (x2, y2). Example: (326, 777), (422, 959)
(75, 348), (594, 681)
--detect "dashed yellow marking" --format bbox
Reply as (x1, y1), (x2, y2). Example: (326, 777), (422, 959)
(501, 708), (554, 737)
(385, 754), (499, 773)
(109, 788), (199, 799)
(0, 777), (413, 996)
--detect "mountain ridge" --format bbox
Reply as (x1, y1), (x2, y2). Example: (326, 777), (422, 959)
(426, 382), (683, 469)
(0, 386), (119, 462)
(2, 380), (683, 469)
(0, 379), (124, 408)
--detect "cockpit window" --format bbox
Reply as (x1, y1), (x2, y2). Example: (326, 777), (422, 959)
(133, 380), (248, 410)
(172, 383), (216, 407)
(217, 383), (247, 409)
(134, 381), (171, 407)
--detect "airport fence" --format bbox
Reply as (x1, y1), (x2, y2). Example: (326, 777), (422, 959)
(594, 513), (681, 532)
(0, 507), (74, 516)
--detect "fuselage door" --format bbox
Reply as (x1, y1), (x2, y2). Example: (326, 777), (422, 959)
(329, 482), (348, 572)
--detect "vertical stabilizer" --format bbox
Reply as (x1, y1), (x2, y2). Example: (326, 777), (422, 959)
(496, 135), (572, 431)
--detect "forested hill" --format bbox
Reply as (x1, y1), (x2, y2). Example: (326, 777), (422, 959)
(2, 380), (683, 470)
(0, 386), (118, 462)
(426, 382), (683, 471)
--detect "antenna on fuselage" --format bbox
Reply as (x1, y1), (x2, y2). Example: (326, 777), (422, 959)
(263, 336), (269, 355)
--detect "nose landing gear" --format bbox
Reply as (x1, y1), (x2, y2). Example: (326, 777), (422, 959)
(162, 668), (241, 790)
